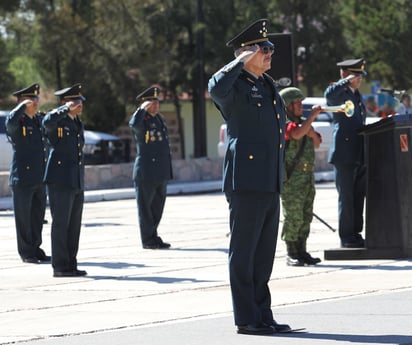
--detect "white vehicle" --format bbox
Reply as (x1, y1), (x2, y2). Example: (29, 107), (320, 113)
(217, 97), (381, 171)
(217, 97), (334, 160)
(302, 97), (381, 152)
(0, 111), (12, 171)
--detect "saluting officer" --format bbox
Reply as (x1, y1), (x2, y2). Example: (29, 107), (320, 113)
(324, 58), (367, 248)
(43, 84), (87, 277)
(6, 83), (50, 264)
(208, 19), (291, 335)
(129, 86), (173, 249)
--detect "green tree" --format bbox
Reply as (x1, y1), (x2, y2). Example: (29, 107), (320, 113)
(270, 0), (349, 95)
(342, 0), (412, 90)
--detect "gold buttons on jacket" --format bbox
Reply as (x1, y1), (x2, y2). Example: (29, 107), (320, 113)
(249, 155), (254, 160)
(257, 103), (262, 107)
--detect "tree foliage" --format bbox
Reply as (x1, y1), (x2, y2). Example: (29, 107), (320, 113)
(1, 0), (411, 132)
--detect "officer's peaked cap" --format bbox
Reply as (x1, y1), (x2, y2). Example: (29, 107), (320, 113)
(279, 87), (305, 106)
(337, 58), (367, 76)
(13, 83), (40, 98)
(226, 19), (272, 50)
(54, 83), (86, 101)
(136, 86), (160, 102)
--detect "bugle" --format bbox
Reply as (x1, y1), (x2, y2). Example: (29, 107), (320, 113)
(321, 100), (355, 117)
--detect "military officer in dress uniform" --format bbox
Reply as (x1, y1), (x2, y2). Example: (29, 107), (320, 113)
(42, 83), (87, 277)
(6, 83), (50, 264)
(129, 86), (173, 249)
(324, 58), (367, 248)
(208, 19), (292, 335)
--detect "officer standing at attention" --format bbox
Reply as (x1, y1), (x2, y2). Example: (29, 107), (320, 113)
(279, 87), (322, 266)
(42, 84), (87, 277)
(129, 86), (173, 249)
(324, 58), (367, 248)
(208, 19), (292, 335)
(6, 83), (50, 264)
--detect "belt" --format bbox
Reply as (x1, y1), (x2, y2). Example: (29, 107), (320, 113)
(295, 162), (315, 173)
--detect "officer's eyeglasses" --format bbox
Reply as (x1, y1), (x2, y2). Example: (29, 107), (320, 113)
(260, 46), (274, 55)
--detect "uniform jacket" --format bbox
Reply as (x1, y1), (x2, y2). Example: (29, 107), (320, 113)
(5, 103), (47, 186)
(208, 59), (286, 193)
(324, 78), (366, 165)
(129, 108), (173, 182)
(284, 117), (317, 180)
(42, 106), (85, 190)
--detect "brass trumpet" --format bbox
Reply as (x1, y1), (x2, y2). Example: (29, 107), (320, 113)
(321, 100), (355, 117)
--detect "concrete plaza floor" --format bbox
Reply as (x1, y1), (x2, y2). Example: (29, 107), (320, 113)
(0, 181), (411, 345)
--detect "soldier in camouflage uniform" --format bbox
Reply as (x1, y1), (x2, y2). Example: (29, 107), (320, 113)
(279, 87), (322, 266)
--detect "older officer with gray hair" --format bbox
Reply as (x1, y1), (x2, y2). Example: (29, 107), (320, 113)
(208, 19), (292, 335)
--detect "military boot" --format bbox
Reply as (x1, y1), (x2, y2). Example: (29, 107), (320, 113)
(286, 242), (304, 266)
(298, 240), (321, 265)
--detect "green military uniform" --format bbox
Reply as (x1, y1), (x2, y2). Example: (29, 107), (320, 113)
(279, 87), (321, 266)
(282, 116), (316, 242)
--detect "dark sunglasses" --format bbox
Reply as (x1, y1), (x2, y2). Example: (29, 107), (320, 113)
(260, 46), (274, 54)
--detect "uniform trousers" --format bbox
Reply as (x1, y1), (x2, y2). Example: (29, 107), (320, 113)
(334, 163), (366, 242)
(281, 172), (315, 242)
(134, 180), (167, 246)
(48, 184), (84, 272)
(12, 184), (46, 259)
(225, 190), (280, 326)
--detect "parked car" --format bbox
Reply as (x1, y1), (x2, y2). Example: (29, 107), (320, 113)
(0, 110), (129, 170)
(83, 130), (130, 165)
(0, 110), (13, 171)
(302, 97), (334, 159)
(217, 97), (381, 162)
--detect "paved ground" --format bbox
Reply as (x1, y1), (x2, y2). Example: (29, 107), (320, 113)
(1, 181), (411, 345)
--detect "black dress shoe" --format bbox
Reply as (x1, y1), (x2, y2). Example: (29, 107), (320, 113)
(269, 320), (292, 333)
(143, 242), (171, 249)
(36, 248), (51, 262)
(22, 257), (40, 264)
(53, 269), (87, 277)
(341, 238), (365, 248)
(237, 324), (274, 335)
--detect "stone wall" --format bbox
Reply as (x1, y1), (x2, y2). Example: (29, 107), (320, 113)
(0, 157), (224, 197)
(0, 154), (332, 198)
